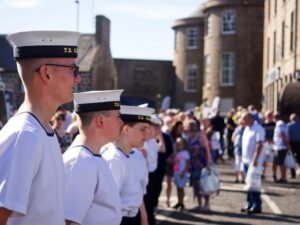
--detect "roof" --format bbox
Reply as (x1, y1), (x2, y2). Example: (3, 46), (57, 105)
(77, 34), (97, 72)
(187, 4), (205, 18)
(0, 35), (17, 72)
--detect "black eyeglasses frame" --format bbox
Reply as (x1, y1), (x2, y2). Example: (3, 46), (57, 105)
(35, 63), (79, 77)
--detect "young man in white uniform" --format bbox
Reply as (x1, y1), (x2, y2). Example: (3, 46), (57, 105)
(101, 104), (154, 225)
(241, 113), (265, 214)
(63, 90), (123, 225)
(0, 31), (81, 225)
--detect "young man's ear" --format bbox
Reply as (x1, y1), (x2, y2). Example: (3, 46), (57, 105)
(95, 114), (104, 128)
(38, 64), (51, 82)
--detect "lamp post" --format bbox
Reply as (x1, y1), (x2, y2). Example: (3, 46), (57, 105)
(75, 0), (80, 31)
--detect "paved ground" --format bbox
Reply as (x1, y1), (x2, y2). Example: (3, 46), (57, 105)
(156, 159), (300, 225)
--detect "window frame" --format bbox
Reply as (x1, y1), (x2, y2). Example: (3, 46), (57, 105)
(220, 52), (235, 86)
(221, 10), (236, 35)
(186, 28), (199, 49)
(184, 64), (198, 92)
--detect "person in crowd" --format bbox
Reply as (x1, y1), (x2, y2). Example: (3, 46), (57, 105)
(203, 118), (220, 164)
(248, 105), (261, 124)
(240, 113), (265, 214)
(273, 112), (289, 183)
(0, 30), (81, 225)
(143, 115), (160, 225)
(261, 110), (276, 179)
(165, 121), (184, 207)
(232, 117), (245, 183)
(57, 105), (73, 131)
(210, 110), (226, 159)
(225, 109), (237, 158)
(173, 137), (190, 211)
(101, 105), (154, 225)
(288, 113), (300, 178)
(51, 111), (72, 153)
(63, 90), (123, 225)
(66, 111), (79, 140)
(188, 121), (212, 210)
(152, 115), (173, 208)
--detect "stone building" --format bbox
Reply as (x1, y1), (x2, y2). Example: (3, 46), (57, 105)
(202, 0), (264, 112)
(172, 6), (205, 110)
(263, 0), (300, 114)
(115, 58), (175, 108)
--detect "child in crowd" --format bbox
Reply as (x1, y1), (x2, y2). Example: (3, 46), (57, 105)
(173, 137), (190, 210)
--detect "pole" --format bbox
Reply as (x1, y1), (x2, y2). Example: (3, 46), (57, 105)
(75, 0), (80, 31)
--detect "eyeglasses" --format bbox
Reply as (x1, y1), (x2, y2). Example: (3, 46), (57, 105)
(35, 63), (79, 77)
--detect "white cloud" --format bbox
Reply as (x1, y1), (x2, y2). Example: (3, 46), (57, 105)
(3, 0), (41, 8)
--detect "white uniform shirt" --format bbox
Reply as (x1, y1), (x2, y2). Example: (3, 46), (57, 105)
(242, 122), (265, 164)
(143, 139), (159, 172)
(101, 145), (142, 217)
(0, 112), (65, 225)
(129, 148), (149, 195)
(273, 120), (289, 151)
(63, 145), (122, 225)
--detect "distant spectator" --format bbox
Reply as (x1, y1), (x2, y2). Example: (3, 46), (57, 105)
(288, 113), (300, 178)
(248, 105), (261, 124)
(210, 110), (226, 158)
(225, 109), (237, 158)
(273, 113), (289, 183)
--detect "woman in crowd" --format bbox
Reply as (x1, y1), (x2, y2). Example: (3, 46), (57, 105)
(187, 121), (212, 210)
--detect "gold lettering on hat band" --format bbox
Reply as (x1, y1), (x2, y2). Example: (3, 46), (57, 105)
(64, 47), (77, 53)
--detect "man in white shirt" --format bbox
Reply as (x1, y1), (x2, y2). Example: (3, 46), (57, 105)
(63, 90), (123, 225)
(241, 113), (265, 214)
(0, 31), (81, 225)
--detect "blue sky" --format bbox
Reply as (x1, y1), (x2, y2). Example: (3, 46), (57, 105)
(0, 0), (205, 60)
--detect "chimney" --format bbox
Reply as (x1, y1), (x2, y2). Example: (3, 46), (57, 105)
(95, 15), (110, 47)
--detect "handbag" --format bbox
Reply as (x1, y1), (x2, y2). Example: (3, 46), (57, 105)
(263, 142), (274, 162)
(199, 166), (220, 194)
(245, 165), (262, 191)
(284, 150), (296, 168)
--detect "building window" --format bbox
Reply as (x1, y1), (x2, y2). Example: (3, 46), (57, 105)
(274, 0), (277, 15)
(204, 55), (211, 85)
(220, 53), (235, 86)
(281, 21), (285, 58)
(186, 28), (198, 49)
(185, 65), (198, 92)
(222, 10), (236, 34)
(205, 14), (212, 36)
(290, 11), (294, 51)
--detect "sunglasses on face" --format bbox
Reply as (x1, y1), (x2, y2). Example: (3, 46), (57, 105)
(35, 63), (79, 78)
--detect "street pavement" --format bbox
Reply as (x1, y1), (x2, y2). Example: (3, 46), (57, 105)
(156, 159), (300, 225)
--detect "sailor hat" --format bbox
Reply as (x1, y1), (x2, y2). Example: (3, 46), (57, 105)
(7, 30), (81, 59)
(150, 114), (162, 126)
(74, 89), (124, 113)
(120, 105), (154, 123)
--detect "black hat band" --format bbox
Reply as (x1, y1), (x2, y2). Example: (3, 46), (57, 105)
(14, 45), (78, 59)
(75, 101), (120, 113)
(121, 114), (151, 123)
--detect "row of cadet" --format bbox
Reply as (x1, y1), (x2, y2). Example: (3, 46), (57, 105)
(50, 93), (215, 225)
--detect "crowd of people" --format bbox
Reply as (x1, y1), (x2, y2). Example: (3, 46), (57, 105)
(0, 30), (299, 225)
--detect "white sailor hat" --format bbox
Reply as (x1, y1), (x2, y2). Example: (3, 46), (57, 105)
(74, 89), (124, 113)
(120, 105), (154, 123)
(7, 30), (81, 59)
(150, 114), (162, 126)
